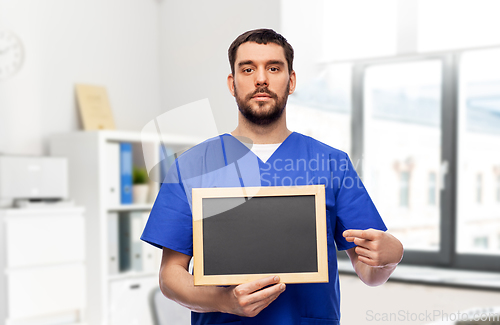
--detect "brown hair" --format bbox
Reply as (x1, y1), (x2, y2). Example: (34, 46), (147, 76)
(228, 28), (294, 75)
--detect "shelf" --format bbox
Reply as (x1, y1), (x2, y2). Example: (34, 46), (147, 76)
(49, 130), (166, 325)
(53, 130), (204, 145)
(2, 206), (85, 217)
(107, 204), (154, 212)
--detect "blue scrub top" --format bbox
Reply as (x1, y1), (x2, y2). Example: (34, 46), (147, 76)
(141, 132), (387, 325)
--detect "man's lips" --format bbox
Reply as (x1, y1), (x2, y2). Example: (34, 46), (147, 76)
(252, 93), (272, 100)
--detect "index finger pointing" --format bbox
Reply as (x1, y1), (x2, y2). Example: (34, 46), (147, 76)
(343, 229), (372, 240)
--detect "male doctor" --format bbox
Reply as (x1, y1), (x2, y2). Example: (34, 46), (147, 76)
(141, 28), (404, 325)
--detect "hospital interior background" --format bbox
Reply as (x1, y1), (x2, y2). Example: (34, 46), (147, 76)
(1, 1), (500, 325)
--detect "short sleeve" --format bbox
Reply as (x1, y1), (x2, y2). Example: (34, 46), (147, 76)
(141, 163), (194, 256)
(333, 154), (387, 251)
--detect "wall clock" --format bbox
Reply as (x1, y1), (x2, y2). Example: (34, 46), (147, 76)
(0, 29), (24, 80)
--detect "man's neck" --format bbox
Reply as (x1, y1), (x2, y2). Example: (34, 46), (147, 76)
(231, 112), (292, 144)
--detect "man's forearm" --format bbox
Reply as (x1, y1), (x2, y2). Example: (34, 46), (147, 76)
(160, 263), (229, 313)
(160, 247), (285, 317)
(352, 259), (397, 287)
(344, 229), (404, 286)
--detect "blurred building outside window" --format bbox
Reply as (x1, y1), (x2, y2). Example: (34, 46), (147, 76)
(476, 174), (483, 204)
(428, 172), (437, 206)
(456, 48), (500, 256)
(473, 236), (489, 250)
(399, 171), (410, 208)
(364, 60), (442, 252)
(496, 175), (500, 203)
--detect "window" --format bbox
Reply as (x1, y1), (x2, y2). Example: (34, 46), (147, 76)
(428, 172), (437, 206)
(344, 50), (500, 267)
(363, 60), (442, 252)
(284, 1), (500, 270)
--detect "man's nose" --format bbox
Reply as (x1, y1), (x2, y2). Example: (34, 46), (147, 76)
(255, 69), (268, 87)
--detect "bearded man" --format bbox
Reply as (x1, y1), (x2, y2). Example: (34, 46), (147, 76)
(141, 28), (403, 325)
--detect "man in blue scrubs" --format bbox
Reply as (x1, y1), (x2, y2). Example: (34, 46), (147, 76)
(141, 29), (404, 325)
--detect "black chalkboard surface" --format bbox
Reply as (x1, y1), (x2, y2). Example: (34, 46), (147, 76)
(192, 185), (328, 286)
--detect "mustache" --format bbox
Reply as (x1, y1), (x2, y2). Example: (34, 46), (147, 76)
(246, 87), (278, 100)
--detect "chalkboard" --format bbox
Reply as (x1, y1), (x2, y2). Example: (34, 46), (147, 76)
(192, 185), (328, 286)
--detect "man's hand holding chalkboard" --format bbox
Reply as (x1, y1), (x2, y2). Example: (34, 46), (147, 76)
(222, 276), (286, 317)
(159, 248), (286, 316)
(343, 229), (403, 286)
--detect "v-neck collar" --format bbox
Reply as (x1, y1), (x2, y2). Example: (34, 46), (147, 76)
(224, 131), (297, 164)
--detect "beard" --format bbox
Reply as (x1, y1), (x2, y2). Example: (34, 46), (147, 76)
(234, 82), (290, 126)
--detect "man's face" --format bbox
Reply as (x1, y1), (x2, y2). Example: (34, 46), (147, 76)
(228, 42), (296, 125)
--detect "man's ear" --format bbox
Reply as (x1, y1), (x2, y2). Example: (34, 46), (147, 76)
(288, 70), (297, 95)
(227, 73), (235, 97)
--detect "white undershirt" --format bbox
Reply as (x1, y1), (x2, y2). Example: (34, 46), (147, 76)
(250, 143), (282, 163)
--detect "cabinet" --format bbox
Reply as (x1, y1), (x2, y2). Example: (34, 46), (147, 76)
(49, 131), (200, 325)
(0, 207), (86, 325)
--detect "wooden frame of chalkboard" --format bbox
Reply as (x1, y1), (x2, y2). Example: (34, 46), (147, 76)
(192, 185), (328, 286)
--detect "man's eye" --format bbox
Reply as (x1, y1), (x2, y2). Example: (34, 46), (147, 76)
(269, 67), (279, 72)
(243, 68), (253, 73)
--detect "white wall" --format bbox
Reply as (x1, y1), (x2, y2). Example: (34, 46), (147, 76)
(0, 0), (284, 155)
(157, 0), (282, 135)
(0, 0), (163, 155)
